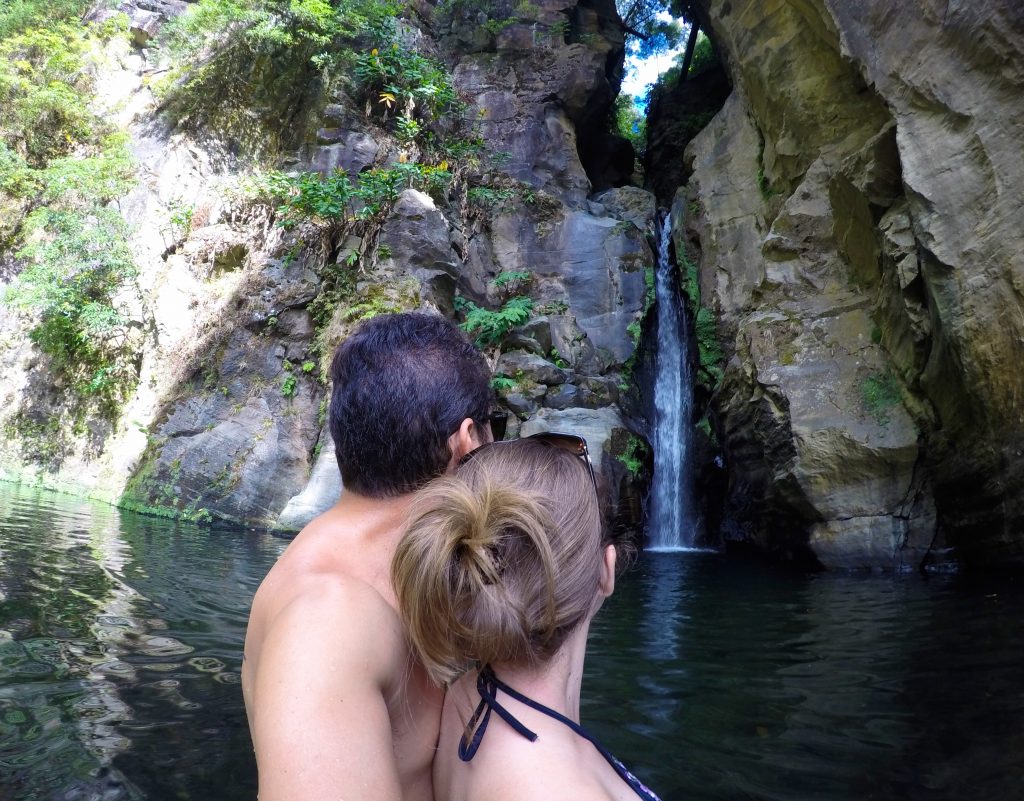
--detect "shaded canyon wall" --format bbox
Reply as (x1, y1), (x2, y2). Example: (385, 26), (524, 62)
(660, 0), (1024, 569)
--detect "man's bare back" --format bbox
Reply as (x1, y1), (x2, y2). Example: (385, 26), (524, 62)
(241, 311), (494, 801)
(243, 493), (443, 801)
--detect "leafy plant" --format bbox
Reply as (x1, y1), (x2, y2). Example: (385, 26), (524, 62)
(616, 435), (649, 478)
(613, 94), (646, 155)
(281, 373), (298, 398)
(0, 19), (127, 167)
(490, 375), (517, 395)
(468, 185), (516, 209)
(352, 40), (461, 138)
(694, 306), (724, 389)
(461, 295), (534, 349)
(155, 0), (403, 154)
(0, 0), (91, 39)
(5, 206), (141, 413)
(254, 162), (454, 228)
(168, 200), (196, 238)
(493, 270), (531, 296)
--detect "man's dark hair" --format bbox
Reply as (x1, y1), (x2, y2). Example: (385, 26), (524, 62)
(329, 312), (492, 498)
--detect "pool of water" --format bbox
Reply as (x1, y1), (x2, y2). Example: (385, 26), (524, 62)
(2, 484), (1023, 800)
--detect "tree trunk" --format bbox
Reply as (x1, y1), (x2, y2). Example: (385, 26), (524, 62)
(679, 21), (700, 84)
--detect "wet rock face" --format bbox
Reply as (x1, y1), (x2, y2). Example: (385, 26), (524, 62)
(681, 0), (1024, 569)
(443, 0), (625, 205)
(0, 0), (653, 533)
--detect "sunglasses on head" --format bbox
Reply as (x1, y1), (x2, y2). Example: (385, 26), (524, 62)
(460, 430), (599, 499)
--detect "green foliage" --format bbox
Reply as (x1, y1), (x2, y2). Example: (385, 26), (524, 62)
(157, 0), (458, 153)
(281, 373), (298, 398)
(0, 0), (91, 39)
(254, 162), (453, 228)
(694, 306), (724, 389)
(539, 299), (569, 315)
(0, 142), (37, 197)
(616, 435), (649, 478)
(38, 134), (136, 205)
(688, 32), (716, 76)
(626, 319), (642, 345)
(6, 206), (140, 412)
(861, 371), (902, 425)
(156, 0), (397, 152)
(167, 200), (195, 237)
(678, 250), (699, 310)
(493, 270), (531, 295)
(2, 413), (67, 469)
(460, 295), (534, 349)
(0, 20), (114, 166)
(353, 42), (460, 128)
(614, 94), (646, 155)
(467, 185), (516, 210)
(0, 10), (140, 443)
(490, 375), (517, 395)
(695, 413), (717, 445)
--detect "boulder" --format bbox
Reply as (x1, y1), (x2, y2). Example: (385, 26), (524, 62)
(276, 430), (343, 531)
(496, 351), (568, 386)
(490, 208), (652, 367)
(310, 132), (380, 177)
(592, 186), (657, 235)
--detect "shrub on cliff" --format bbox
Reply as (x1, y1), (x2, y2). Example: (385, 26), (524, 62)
(155, 0), (460, 157)
(0, 14), (142, 431)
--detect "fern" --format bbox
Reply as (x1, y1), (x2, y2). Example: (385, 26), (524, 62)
(461, 295), (533, 348)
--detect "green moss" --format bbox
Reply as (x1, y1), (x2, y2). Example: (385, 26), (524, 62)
(616, 435), (649, 479)
(678, 251), (699, 312)
(861, 371), (902, 425)
(695, 307), (724, 390)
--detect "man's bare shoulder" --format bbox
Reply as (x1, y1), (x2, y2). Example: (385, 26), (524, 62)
(254, 506), (377, 612)
(246, 504), (406, 684)
(255, 537), (401, 657)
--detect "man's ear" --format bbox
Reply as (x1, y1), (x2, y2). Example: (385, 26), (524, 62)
(446, 417), (488, 471)
(598, 544), (617, 598)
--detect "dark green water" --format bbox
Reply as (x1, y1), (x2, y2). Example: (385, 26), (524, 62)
(2, 484), (1024, 800)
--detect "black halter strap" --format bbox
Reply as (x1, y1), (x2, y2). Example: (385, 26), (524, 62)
(457, 665), (663, 801)
(458, 665), (539, 760)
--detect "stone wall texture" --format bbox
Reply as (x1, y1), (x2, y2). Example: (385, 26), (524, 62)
(675, 0), (1024, 569)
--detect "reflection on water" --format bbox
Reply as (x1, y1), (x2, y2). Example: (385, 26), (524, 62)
(584, 552), (1024, 801)
(0, 483), (285, 800)
(3, 486), (1024, 800)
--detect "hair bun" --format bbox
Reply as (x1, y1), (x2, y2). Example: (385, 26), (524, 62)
(392, 438), (602, 687)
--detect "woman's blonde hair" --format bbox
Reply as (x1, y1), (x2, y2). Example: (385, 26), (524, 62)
(392, 438), (605, 686)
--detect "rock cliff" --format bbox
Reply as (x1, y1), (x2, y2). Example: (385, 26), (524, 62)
(658, 0), (1024, 569)
(0, 0), (655, 532)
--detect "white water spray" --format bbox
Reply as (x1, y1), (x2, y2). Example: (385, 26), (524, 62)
(648, 213), (697, 551)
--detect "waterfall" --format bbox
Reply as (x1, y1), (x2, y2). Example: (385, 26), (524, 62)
(648, 213), (696, 551)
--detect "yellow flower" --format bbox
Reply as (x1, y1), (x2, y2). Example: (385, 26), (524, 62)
(370, 48), (378, 56)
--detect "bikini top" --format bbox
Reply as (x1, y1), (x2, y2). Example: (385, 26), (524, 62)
(458, 665), (663, 801)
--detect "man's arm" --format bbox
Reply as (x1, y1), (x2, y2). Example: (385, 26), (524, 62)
(250, 578), (404, 801)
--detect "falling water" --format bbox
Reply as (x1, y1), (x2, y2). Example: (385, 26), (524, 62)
(648, 213), (696, 550)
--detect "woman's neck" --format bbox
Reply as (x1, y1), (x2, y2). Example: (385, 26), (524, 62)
(488, 620), (593, 723)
